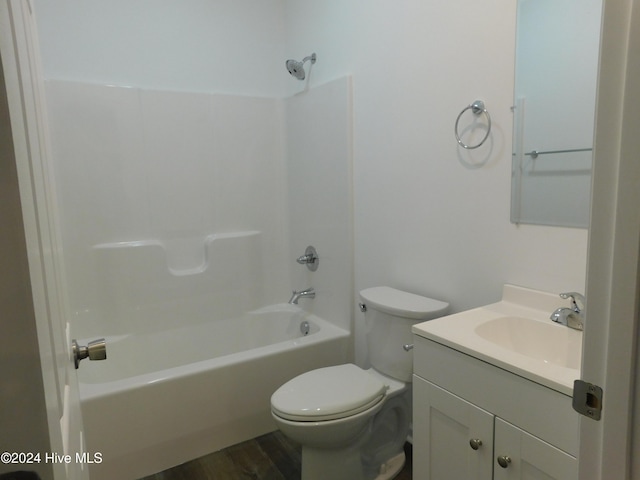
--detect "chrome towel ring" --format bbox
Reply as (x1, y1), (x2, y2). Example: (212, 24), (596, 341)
(454, 100), (492, 149)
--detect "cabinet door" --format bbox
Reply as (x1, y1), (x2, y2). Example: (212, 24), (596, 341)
(494, 417), (577, 480)
(413, 376), (494, 480)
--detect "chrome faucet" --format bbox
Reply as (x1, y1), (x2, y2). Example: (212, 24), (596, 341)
(289, 288), (315, 304)
(550, 292), (585, 331)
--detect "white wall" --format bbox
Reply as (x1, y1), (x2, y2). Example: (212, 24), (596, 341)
(34, 0), (589, 363)
(282, 1), (588, 362)
(34, 0), (286, 97)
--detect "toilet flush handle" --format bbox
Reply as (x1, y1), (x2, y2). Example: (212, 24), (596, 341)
(403, 344), (414, 352)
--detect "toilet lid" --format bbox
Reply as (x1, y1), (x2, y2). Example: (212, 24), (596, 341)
(271, 364), (387, 422)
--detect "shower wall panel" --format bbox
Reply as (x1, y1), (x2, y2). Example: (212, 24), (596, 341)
(285, 77), (353, 332)
(44, 81), (289, 335)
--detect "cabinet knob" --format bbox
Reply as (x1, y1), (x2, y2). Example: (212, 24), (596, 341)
(469, 438), (483, 450)
(497, 455), (512, 468)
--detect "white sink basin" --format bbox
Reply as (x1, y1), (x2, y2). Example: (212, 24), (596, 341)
(474, 316), (581, 370)
(412, 285), (583, 395)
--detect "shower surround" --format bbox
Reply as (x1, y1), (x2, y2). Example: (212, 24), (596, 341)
(44, 77), (353, 478)
(45, 80), (289, 325)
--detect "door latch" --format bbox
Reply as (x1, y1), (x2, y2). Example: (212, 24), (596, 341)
(572, 380), (603, 420)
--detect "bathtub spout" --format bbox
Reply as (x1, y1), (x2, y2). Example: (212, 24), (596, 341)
(289, 288), (315, 304)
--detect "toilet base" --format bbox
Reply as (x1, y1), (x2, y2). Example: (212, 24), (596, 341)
(301, 444), (363, 480)
(301, 448), (405, 480)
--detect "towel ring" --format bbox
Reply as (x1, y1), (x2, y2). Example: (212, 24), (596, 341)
(454, 100), (492, 150)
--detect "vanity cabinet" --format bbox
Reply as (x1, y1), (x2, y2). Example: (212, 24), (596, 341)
(412, 335), (578, 480)
(413, 378), (493, 479)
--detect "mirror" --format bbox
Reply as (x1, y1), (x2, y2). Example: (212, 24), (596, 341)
(511, 0), (602, 228)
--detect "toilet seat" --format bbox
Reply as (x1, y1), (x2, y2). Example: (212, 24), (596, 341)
(271, 364), (388, 422)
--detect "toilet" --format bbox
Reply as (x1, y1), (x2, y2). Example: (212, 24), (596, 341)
(270, 286), (449, 480)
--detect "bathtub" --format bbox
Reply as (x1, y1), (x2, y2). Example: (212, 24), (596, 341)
(77, 304), (350, 480)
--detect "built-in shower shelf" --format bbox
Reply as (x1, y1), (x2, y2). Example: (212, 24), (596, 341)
(93, 230), (261, 276)
(89, 230), (265, 332)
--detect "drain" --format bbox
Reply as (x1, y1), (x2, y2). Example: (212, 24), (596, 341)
(300, 321), (310, 336)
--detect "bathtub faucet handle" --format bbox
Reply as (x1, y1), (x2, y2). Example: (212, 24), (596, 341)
(72, 338), (107, 369)
(296, 246), (319, 272)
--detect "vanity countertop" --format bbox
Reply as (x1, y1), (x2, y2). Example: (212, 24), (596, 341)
(412, 284), (582, 395)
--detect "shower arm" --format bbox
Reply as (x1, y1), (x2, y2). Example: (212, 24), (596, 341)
(302, 53), (317, 65)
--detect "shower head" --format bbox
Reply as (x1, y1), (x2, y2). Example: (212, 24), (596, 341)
(285, 53), (317, 80)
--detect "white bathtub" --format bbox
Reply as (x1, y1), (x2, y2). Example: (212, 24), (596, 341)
(78, 304), (350, 480)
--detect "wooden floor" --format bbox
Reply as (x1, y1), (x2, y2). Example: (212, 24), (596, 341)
(139, 431), (412, 480)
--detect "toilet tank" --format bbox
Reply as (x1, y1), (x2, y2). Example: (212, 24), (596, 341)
(360, 287), (449, 382)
